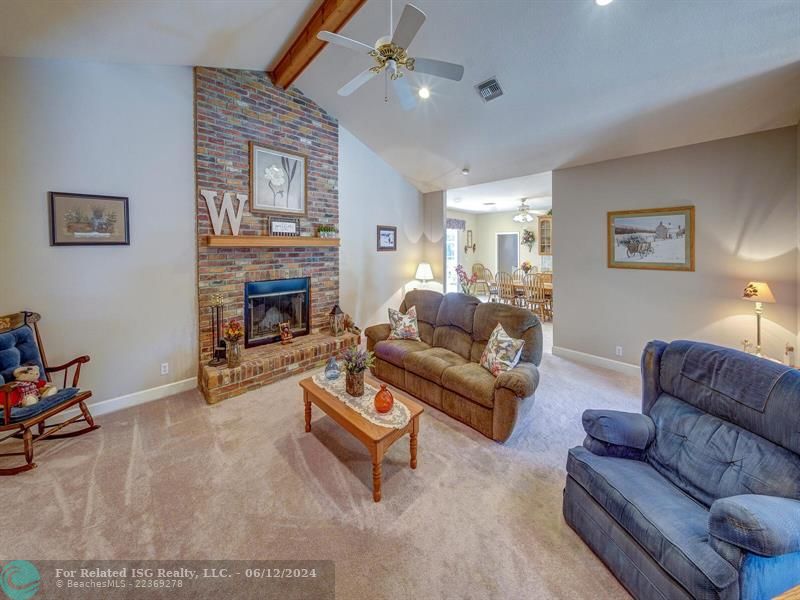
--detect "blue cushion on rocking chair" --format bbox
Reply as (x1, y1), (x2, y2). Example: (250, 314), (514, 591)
(1, 388), (80, 423)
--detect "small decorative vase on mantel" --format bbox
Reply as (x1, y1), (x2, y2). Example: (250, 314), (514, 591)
(341, 346), (375, 398)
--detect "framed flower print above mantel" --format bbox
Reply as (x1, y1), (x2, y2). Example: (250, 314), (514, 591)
(249, 142), (307, 216)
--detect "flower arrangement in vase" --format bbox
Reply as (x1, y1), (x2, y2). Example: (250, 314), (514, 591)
(341, 346), (375, 397)
(521, 260), (532, 274)
(522, 229), (536, 252)
(224, 319), (244, 368)
(454, 264), (478, 296)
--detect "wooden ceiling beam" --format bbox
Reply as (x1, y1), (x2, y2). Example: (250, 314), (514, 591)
(269, 0), (367, 90)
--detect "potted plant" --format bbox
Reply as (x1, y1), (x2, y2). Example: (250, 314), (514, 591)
(454, 264), (478, 296)
(224, 319), (244, 368)
(341, 346), (375, 397)
(317, 224), (338, 239)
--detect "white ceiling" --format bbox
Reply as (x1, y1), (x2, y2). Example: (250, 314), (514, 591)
(1, 0), (798, 194)
(297, 0), (800, 191)
(447, 172), (552, 214)
(0, 0), (317, 70)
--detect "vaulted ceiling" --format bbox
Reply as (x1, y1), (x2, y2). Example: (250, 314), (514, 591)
(296, 0), (800, 191)
(1, 0), (799, 193)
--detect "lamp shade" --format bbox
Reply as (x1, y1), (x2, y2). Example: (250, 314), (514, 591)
(742, 282), (776, 303)
(415, 262), (434, 281)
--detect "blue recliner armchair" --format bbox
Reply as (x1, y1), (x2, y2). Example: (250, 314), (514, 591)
(563, 340), (800, 600)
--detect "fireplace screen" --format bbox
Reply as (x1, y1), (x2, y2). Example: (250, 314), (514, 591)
(244, 278), (310, 347)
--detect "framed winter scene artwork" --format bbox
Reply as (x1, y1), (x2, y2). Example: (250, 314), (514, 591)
(607, 205), (695, 271)
(49, 192), (130, 246)
(249, 142), (307, 216)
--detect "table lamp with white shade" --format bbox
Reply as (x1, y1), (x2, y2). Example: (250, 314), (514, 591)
(742, 281), (776, 357)
(415, 262), (434, 287)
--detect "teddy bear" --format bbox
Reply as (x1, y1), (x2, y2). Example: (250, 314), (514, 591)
(10, 365), (58, 407)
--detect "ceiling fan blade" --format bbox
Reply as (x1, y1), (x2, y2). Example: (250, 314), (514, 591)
(412, 57), (464, 81)
(317, 31), (374, 54)
(337, 69), (377, 96)
(392, 4), (426, 49)
(392, 75), (417, 111)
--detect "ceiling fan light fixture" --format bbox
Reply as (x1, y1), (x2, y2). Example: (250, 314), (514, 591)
(418, 86), (430, 99)
(461, 167), (470, 175)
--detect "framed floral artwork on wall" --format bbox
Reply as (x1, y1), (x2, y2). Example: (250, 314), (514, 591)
(249, 142), (307, 216)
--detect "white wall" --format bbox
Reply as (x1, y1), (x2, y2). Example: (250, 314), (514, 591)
(0, 58), (197, 404)
(338, 126), (424, 329)
(554, 126), (798, 365)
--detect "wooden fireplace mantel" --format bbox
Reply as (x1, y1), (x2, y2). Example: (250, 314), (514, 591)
(205, 235), (340, 248)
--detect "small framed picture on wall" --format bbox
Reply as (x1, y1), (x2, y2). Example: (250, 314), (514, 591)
(377, 225), (397, 252)
(49, 192), (130, 246)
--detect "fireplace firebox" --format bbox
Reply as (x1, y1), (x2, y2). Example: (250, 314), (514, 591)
(244, 278), (310, 347)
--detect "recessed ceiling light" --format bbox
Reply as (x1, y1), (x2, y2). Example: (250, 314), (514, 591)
(596, 0), (613, 5)
(461, 167), (470, 175)
(483, 202), (496, 206)
(418, 87), (430, 99)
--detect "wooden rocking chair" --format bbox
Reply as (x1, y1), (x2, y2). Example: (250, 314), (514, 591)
(0, 311), (98, 475)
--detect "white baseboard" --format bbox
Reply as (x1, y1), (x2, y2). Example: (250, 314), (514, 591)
(62, 377), (198, 420)
(552, 346), (640, 377)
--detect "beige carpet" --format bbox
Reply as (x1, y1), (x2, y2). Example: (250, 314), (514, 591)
(0, 349), (638, 599)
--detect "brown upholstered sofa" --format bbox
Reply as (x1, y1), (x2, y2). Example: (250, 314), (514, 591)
(364, 291), (543, 442)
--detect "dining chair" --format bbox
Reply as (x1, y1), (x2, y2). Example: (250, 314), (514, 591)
(483, 269), (499, 302)
(524, 274), (551, 321)
(512, 268), (526, 283)
(496, 272), (516, 305)
(472, 263), (488, 295)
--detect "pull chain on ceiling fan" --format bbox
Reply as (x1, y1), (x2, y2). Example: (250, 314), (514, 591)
(317, 1), (465, 111)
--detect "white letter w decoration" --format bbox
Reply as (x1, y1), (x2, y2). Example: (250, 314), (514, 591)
(201, 190), (248, 236)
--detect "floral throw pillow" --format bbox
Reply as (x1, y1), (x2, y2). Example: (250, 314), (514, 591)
(480, 323), (525, 376)
(388, 305), (421, 341)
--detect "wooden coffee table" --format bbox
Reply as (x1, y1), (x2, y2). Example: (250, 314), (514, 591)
(299, 375), (423, 502)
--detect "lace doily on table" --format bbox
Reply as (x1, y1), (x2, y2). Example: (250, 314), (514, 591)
(312, 374), (411, 429)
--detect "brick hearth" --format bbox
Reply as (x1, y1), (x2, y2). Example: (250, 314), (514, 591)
(201, 333), (359, 404)
(194, 67), (342, 403)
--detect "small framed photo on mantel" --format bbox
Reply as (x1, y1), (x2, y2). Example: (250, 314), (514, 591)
(607, 205), (695, 271)
(377, 225), (397, 252)
(49, 192), (130, 246)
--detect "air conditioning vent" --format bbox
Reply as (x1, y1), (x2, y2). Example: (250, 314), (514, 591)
(475, 78), (503, 102)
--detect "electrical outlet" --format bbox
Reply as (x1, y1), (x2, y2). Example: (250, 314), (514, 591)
(615, 346), (623, 357)
(160, 362), (169, 376)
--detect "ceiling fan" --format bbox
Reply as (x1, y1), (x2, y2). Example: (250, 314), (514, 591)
(317, 1), (464, 110)
(512, 198), (547, 223)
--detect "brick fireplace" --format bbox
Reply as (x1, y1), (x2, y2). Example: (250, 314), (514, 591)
(195, 67), (357, 404)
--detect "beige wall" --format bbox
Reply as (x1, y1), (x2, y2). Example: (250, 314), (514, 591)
(338, 126), (424, 329)
(554, 126), (798, 365)
(0, 58), (197, 403)
(422, 191), (446, 291)
(471, 211), (546, 275)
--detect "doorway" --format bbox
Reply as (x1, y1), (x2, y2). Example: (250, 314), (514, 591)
(496, 232), (519, 274)
(445, 228), (459, 293)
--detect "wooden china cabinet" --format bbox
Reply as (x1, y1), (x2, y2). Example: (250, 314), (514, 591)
(538, 215), (552, 256)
